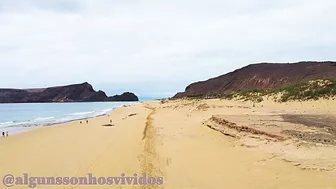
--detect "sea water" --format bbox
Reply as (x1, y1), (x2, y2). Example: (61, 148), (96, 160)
(0, 102), (136, 135)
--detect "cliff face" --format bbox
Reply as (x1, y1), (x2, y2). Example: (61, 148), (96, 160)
(174, 61), (336, 98)
(0, 82), (139, 103)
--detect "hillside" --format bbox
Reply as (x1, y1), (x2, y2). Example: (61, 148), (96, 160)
(0, 82), (138, 103)
(173, 61), (336, 99)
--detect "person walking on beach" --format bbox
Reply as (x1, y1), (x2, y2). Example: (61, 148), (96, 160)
(2, 132), (4, 137)
(86, 120), (89, 124)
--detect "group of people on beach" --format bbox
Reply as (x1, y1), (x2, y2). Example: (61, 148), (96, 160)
(80, 120), (89, 124)
(2, 131), (8, 137)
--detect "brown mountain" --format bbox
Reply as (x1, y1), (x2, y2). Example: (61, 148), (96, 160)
(107, 92), (139, 102)
(173, 61), (336, 98)
(0, 82), (138, 103)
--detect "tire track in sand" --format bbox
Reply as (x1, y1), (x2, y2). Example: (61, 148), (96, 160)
(140, 106), (164, 189)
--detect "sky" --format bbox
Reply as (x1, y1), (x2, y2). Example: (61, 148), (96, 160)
(0, 0), (335, 98)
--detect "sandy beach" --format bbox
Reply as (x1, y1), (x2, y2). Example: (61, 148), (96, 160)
(1, 0), (335, 188)
(0, 99), (336, 188)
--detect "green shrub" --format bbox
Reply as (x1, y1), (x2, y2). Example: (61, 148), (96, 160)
(222, 79), (336, 102)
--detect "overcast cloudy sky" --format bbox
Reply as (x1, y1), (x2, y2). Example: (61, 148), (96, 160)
(0, 0), (335, 97)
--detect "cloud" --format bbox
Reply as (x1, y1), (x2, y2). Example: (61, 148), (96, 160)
(0, 0), (335, 97)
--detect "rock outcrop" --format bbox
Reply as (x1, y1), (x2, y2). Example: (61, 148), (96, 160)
(107, 92), (139, 102)
(174, 61), (336, 98)
(0, 82), (139, 103)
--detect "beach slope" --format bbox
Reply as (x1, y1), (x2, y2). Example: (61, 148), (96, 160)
(0, 99), (335, 188)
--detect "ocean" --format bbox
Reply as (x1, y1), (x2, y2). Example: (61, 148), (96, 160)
(0, 102), (137, 135)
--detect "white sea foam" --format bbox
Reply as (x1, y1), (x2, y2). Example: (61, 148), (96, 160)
(34, 116), (55, 121)
(0, 121), (14, 125)
(0, 121), (31, 129)
(0, 121), (15, 128)
(68, 111), (95, 116)
(0, 102), (130, 135)
(95, 108), (114, 116)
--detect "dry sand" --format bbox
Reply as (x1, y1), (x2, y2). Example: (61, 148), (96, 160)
(0, 99), (335, 188)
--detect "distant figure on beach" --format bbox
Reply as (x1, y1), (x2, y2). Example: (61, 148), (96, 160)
(6, 131), (8, 137)
(2, 132), (4, 137)
(86, 120), (89, 124)
(80, 121), (82, 124)
(110, 120), (112, 123)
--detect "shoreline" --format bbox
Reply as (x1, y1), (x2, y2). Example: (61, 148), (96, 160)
(0, 115), (106, 137)
(0, 99), (335, 188)
(0, 103), (136, 136)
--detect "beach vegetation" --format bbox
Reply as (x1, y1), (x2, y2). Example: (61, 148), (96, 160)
(186, 79), (336, 103)
(224, 79), (336, 102)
